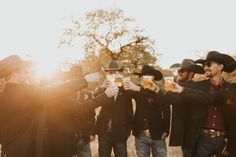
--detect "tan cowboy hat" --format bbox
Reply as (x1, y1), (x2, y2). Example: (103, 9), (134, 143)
(0, 55), (32, 78)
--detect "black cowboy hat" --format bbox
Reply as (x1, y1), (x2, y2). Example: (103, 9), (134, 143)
(195, 51), (235, 72)
(170, 59), (204, 74)
(225, 61), (236, 72)
(0, 55), (32, 78)
(104, 60), (123, 72)
(133, 65), (163, 81)
(170, 63), (181, 69)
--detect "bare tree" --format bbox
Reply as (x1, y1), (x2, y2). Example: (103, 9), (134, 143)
(59, 9), (159, 73)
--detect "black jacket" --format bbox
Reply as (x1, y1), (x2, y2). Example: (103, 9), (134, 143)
(167, 80), (193, 146)
(131, 89), (170, 140)
(76, 90), (96, 143)
(45, 83), (109, 157)
(0, 78), (88, 157)
(223, 85), (236, 157)
(95, 87), (134, 142)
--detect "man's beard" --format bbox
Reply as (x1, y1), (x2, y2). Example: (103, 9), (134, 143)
(178, 72), (190, 83)
(205, 71), (213, 78)
(178, 77), (188, 82)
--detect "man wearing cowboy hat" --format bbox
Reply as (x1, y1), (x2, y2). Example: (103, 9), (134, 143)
(173, 59), (204, 83)
(68, 64), (96, 157)
(123, 65), (170, 157)
(167, 59), (204, 154)
(193, 51), (236, 157)
(0, 55), (90, 157)
(167, 51), (235, 157)
(44, 64), (115, 157)
(0, 55), (111, 157)
(94, 60), (134, 157)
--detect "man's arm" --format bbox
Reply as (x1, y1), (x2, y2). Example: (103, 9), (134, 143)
(41, 77), (88, 103)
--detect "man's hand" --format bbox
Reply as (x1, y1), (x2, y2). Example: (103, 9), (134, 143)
(143, 81), (160, 93)
(123, 80), (141, 92)
(90, 135), (95, 142)
(160, 132), (168, 140)
(105, 85), (119, 98)
(221, 141), (231, 156)
(84, 72), (100, 83)
(164, 82), (183, 94)
(102, 80), (112, 89)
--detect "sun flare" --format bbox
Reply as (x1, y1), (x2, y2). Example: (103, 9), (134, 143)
(34, 57), (62, 79)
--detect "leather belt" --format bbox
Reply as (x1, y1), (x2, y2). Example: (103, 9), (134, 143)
(201, 129), (226, 138)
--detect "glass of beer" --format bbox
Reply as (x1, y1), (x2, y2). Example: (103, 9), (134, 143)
(141, 75), (153, 88)
(114, 74), (123, 87)
(107, 74), (116, 84)
(122, 76), (130, 89)
(164, 76), (175, 91)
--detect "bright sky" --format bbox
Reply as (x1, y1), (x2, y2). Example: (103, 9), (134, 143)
(1, 0), (236, 69)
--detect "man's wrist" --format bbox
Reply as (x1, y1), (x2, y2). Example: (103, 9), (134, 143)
(135, 86), (141, 92)
(178, 87), (184, 94)
(153, 86), (159, 93)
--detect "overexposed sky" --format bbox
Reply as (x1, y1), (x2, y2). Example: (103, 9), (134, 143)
(0, 0), (236, 68)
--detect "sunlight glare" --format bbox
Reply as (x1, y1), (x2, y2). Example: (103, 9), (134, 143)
(34, 56), (61, 79)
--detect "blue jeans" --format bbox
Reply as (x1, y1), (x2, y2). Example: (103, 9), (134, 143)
(98, 133), (127, 157)
(196, 135), (226, 157)
(77, 139), (91, 157)
(135, 132), (167, 157)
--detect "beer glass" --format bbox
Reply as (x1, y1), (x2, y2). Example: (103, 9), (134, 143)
(141, 75), (153, 88)
(114, 74), (123, 87)
(123, 76), (131, 89)
(164, 76), (175, 91)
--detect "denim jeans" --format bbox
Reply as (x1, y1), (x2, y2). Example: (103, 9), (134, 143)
(135, 132), (167, 157)
(196, 135), (226, 157)
(98, 133), (127, 157)
(77, 139), (91, 157)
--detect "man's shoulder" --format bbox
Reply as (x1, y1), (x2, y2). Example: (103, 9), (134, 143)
(191, 79), (210, 90)
(193, 79), (209, 85)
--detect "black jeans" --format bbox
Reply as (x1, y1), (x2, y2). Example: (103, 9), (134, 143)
(196, 135), (225, 157)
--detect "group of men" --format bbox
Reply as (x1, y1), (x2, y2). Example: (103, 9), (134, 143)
(0, 50), (235, 157)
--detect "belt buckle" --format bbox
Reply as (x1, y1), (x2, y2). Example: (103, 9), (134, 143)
(209, 129), (216, 138)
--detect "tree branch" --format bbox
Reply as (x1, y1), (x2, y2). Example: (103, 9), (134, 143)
(105, 25), (113, 45)
(116, 36), (147, 57)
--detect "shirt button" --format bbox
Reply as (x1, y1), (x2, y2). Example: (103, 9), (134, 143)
(214, 107), (217, 110)
(213, 124), (215, 126)
(213, 115), (216, 118)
